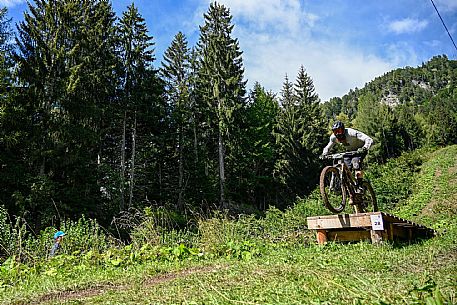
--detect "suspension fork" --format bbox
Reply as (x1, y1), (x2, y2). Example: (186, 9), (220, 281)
(342, 164), (357, 201)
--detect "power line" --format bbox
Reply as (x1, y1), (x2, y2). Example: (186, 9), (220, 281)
(429, 0), (457, 54)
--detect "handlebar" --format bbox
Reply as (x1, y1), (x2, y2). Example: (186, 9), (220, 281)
(320, 150), (364, 160)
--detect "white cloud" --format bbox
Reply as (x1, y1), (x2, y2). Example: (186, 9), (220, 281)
(424, 40), (442, 48)
(203, 0), (393, 101)
(387, 18), (428, 34)
(384, 42), (420, 67)
(0, 0), (24, 8)
(434, 0), (457, 12)
(239, 32), (393, 101)
(212, 0), (314, 34)
(194, 0), (402, 101)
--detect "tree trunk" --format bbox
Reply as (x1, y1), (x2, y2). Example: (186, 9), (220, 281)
(218, 126), (226, 209)
(158, 162), (162, 205)
(128, 111), (137, 208)
(178, 126), (184, 209)
(192, 111), (198, 163)
(120, 111), (126, 211)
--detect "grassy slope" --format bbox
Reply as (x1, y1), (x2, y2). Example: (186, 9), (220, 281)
(2, 146), (457, 304)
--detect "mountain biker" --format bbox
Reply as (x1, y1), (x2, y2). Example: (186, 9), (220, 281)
(321, 121), (373, 186)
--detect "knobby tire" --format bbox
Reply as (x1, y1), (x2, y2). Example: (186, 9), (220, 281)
(320, 166), (346, 213)
(361, 180), (378, 212)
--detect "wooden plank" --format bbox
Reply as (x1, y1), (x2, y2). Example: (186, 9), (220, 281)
(307, 212), (436, 244)
(388, 223), (394, 241)
(392, 223), (416, 228)
(381, 213), (434, 230)
(307, 213), (378, 229)
(316, 230), (328, 245)
(380, 213), (407, 223)
(370, 230), (385, 244)
(327, 230), (371, 242)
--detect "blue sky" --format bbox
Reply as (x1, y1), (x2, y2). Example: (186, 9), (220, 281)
(1, 0), (457, 101)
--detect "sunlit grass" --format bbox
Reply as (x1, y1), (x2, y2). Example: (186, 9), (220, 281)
(1, 145), (457, 304)
(37, 239), (456, 305)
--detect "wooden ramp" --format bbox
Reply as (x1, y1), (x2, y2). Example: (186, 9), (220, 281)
(307, 212), (436, 244)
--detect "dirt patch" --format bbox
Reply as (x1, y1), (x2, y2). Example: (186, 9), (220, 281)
(25, 284), (127, 305)
(396, 246), (457, 276)
(448, 166), (457, 175)
(19, 265), (227, 305)
(421, 196), (457, 219)
(142, 265), (227, 286)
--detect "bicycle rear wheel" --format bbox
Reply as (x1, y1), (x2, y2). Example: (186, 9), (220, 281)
(360, 181), (378, 212)
(320, 166), (346, 213)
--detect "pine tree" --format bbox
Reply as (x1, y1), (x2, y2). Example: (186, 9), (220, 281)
(160, 32), (191, 209)
(0, 7), (24, 215)
(116, 3), (157, 210)
(274, 66), (326, 201)
(0, 7), (12, 89)
(280, 74), (294, 107)
(293, 66), (327, 162)
(195, 2), (246, 209)
(14, 0), (119, 227)
(273, 75), (294, 199)
(183, 47), (216, 206)
(237, 82), (279, 209)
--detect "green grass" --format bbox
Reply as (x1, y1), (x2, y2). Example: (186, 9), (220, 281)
(16, 239), (454, 305)
(394, 145), (457, 227)
(1, 145), (457, 304)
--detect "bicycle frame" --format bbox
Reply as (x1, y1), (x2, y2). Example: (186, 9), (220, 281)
(320, 150), (377, 214)
(328, 151), (363, 204)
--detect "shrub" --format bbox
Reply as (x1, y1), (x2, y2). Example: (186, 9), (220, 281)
(59, 215), (116, 254)
(0, 205), (25, 261)
(117, 206), (198, 249)
(1, 211), (116, 264)
(197, 211), (243, 253)
(197, 203), (316, 255)
(21, 227), (55, 262)
(365, 148), (429, 210)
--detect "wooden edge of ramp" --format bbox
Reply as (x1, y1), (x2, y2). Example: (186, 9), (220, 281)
(307, 212), (436, 245)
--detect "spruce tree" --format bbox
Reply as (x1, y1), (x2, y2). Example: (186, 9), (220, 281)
(274, 67), (326, 201)
(14, 0), (119, 227)
(117, 3), (157, 210)
(237, 82), (279, 209)
(160, 32), (191, 209)
(195, 2), (246, 209)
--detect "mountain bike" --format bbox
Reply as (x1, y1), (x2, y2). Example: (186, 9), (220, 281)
(319, 151), (378, 214)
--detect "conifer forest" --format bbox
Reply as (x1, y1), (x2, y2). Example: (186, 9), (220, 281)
(0, 1), (456, 233)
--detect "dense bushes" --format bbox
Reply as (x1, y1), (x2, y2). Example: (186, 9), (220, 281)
(0, 197), (320, 267)
(0, 209), (116, 264)
(365, 148), (431, 210)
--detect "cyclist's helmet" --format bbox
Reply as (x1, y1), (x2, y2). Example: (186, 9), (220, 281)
(332, 121), (345, 140)
(54, 231), (65, 240)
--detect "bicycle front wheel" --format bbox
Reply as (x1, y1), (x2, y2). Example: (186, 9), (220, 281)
(320, 166), (346, 213)
(361, 181), (378, 212)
